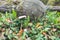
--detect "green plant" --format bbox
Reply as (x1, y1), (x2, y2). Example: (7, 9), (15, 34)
(0, 10), (60, 40)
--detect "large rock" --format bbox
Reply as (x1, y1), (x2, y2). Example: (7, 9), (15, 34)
(22, 0), (47, 18)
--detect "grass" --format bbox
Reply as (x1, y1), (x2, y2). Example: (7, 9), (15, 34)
(0, 10), (60, 40)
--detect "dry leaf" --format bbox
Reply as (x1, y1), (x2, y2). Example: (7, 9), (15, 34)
(6, 18), (12, 23)
(36, 23), (40, 28)
(17, 29), (24, 36)
(52, 28), (57, 32)
(42, 32), (47, 35)
(38, 26), (43, 29)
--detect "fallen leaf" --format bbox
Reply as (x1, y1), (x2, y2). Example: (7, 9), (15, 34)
(17, 29), (24, 36)
(42, 32), (47, 36)
(6, 18), (12, 23)
(52, 28), (57, 32)
(36, 23), (40, 28)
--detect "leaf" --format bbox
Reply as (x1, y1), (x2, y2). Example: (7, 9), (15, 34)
(5, 18), (11, 23)
(36, 23), (40, 28)
(23, 16), (30, 27)
(17, 29), (24, 36)
(5, 12), (9, 18)
(12, 9), (17, 19)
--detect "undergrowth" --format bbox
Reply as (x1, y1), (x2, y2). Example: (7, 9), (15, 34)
(0, 10), (60, 40)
